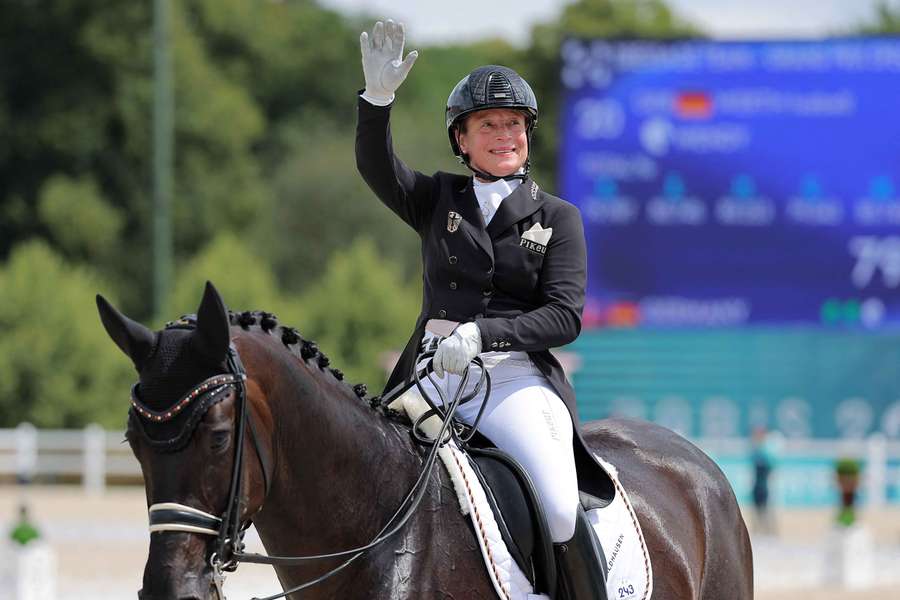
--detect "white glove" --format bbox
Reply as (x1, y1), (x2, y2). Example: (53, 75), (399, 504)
(360, 19), (418, 106)
(433, 322), (482, 378)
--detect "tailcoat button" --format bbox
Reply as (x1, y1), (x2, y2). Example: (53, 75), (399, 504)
(449, 281), (458, 290)
(449, 256), (458, 264)
(438, 309), (447, 318)
(487, 266), (493, 274)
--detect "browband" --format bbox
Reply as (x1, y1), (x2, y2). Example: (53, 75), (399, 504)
(131, 373), (246, 423)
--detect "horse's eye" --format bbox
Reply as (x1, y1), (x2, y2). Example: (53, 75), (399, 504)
(210, 430), (231, 452)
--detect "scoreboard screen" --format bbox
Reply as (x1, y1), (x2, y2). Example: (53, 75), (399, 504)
(558, 38), (900, 328)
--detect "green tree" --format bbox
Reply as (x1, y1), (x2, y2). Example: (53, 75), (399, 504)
(37, 174), (124, 262)
(856, 1), (900, 33)
(0, 0), (274, 317)
(0, 241), (134, 428)
(297, 238), (420, 390)
(166, 232), (302, 327)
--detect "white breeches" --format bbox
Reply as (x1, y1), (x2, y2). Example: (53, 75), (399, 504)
(416, 339), (579, 542)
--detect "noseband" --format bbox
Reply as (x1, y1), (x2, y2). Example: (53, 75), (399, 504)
(148, 503), (222, 536)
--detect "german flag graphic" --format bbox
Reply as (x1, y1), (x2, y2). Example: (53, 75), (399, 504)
(675, 91), (713, 119)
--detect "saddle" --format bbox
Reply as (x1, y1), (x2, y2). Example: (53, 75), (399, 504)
(465, 435), (612, 599)
(386, 370), (625, 599)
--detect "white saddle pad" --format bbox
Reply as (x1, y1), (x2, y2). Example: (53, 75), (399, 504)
(587, 456), (653, 600)
(390, 388), (653, 600)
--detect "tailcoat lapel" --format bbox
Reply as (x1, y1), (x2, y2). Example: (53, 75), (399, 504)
(486, 178), (543, 239)
(453, 180), (494, 261)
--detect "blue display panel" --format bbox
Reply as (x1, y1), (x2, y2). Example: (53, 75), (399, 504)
(559, 39), (900, 328)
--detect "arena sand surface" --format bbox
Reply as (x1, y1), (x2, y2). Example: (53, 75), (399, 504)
(0, 486), (898, 599)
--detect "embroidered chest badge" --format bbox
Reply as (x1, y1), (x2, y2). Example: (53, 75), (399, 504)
(520, 223), (553, 255)
(447, 211), (462, 233)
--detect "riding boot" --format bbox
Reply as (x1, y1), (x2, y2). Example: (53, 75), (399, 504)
(554, 506), (608, 600)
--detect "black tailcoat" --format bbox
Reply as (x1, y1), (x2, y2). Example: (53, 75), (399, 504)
(356, 97), (613, 499)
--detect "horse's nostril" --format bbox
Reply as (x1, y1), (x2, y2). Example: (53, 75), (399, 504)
(139, 592), (203, 600)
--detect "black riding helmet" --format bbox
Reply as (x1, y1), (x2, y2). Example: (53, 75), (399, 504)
(445, 65), (538, 181)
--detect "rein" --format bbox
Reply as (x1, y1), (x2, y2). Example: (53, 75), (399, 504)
(134, 325), (491, 600)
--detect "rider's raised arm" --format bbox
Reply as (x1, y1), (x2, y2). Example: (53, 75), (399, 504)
(355, 20), (433, 233)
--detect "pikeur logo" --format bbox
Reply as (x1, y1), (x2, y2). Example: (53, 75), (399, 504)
(520, 223), (552, 255)
(520, 238), (547, 255)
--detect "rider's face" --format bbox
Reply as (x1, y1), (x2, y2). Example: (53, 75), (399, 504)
(457, 109), (529, 179)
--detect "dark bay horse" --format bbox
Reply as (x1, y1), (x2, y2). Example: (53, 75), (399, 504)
(97, 282), (752, 599)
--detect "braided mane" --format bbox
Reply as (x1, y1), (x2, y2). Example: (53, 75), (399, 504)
(227, 310), (372, 405)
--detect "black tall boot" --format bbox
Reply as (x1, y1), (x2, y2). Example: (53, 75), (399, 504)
(554, 505), (608, 600)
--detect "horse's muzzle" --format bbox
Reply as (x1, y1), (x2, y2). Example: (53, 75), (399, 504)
(138, 589), (221, 600)
(137, 573), (221, 600)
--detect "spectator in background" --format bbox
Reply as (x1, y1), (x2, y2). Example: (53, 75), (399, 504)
(750, 426), (778, 535)
(9, 502), (40, 546)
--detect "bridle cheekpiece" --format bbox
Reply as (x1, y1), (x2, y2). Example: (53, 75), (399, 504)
(130, 315), (264, 594)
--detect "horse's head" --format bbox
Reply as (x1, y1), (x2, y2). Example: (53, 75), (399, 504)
(98, 282), (269, 600)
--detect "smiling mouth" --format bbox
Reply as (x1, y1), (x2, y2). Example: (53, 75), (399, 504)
(490, 149), (516, 155)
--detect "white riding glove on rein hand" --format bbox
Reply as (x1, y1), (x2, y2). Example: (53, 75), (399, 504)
(360, 19), (418, 106)
(433, 322), (482, 378)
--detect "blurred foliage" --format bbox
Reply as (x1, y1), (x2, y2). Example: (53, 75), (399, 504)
(295, 238), (421, 390)
(0, 242), (134, 428)
(0, 0), (708, 426)
(835, 458), (862, 477)
(37, 174), (124, 261)
(166, 232), (303, 328)
(858, 1), (900, 33)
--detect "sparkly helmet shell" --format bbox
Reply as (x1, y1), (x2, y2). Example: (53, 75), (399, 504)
(445, 65), (538, 157)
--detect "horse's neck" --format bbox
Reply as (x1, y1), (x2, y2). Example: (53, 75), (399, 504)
(243, 337), (493, 598)
(257, 348), (423, 553)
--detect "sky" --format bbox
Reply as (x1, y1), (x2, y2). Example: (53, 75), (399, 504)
(320, 0), (898, 47)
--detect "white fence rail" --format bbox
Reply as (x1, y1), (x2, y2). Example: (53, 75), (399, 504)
(1, 424), (899, 501)
(0, 424), (140, 494)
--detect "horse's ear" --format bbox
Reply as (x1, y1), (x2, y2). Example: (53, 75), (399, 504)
(195, 281), (230, 366)
(96, 294), (155, 371)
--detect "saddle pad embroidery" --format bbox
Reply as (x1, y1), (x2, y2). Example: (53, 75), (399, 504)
(587, 457), (654, 600)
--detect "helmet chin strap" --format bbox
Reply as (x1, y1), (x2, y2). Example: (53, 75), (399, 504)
(462, 156), (530, 183)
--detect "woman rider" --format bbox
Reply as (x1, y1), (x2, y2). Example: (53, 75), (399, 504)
(356, 20), (607, 599)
